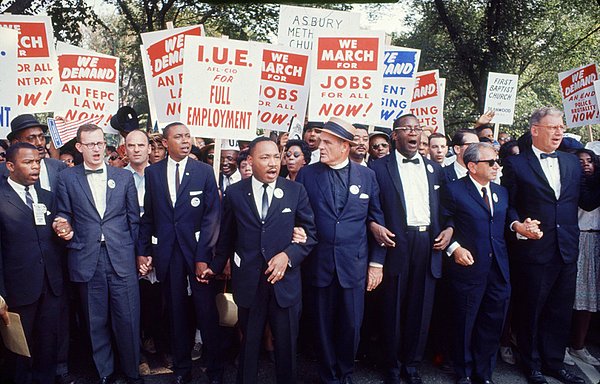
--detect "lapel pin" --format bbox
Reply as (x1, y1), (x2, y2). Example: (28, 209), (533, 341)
(350, 185), (360, 195)
(191, 197), (200, 207)
(493, 193), (498, 203)
(427, 164), (434, 173)
(107, 179), (116, 189)
(274, 188), (284, 199)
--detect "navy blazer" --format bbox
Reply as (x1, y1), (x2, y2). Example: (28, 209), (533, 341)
(296, 161), (386, 289)
(441, 177), (510, 282)
(211, 177), (317, 308)
(0, 158), (67, 192)
(0, 180), (65, 307)
(138, 157), (220, 282)
(369, 152), (445, 278)
(442, 162), (459, 184)
(56, 165), (140, 282)
(501, 149), (581, 264)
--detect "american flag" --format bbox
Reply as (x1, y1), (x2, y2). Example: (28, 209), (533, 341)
(48, 115), (104, 148)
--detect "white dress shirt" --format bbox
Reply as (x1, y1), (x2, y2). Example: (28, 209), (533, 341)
(7, 177), (38, 205)
(167, 156), (188, 207)
(251, 176), (276, 220)
(124, 164), (147, 214)
(84, 163), (107, 218)
(221, 169), (241, 192)
(395, 150), (430, 226)
(453, 160), (468, 180)
(310, 149), (320, 165)
(39, 159), (51, 191)
(531, 145), (561, 199)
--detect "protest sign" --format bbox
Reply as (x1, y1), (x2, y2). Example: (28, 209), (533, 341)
(410, 70), (444, 134)
(559, 63), (600, 128)
(258, 45), (310, 132)
(483, 72), (519, 125)
(595, 80), (600, 113)
(277, 5), (361, 51)
(141, 25), (204, 128)
(308, 31), (385, 125)
(0, 15), (59, 114)
(0, 28), (18, 138)
(181, 36), (262, 140)
(52, 42), (119, 146)
(380, 47), (420, 126)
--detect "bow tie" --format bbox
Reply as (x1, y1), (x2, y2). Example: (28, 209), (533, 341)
(540, 152), (558, 159)
(402, 158), (419, 164)
(85, 168), (104, 175)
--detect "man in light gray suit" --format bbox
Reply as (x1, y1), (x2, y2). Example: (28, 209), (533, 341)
(56, 124), (142, 384)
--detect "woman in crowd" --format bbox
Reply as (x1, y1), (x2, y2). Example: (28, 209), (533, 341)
(282, 139), (310, 181)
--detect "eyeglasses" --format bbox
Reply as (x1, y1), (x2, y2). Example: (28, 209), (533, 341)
(533, 124), (566, 132)
(285, 151), (303, 159)
(109, 154), (119, 161)
(79, 141), (106, 149)
(475, 158), (500, 167)
(207, 154), (214, 160)
(371, 143), (389, 150)
(395, 126), (423, 133)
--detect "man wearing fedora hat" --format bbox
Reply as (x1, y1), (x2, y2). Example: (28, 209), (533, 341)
(1, 114), (67, 192)
(296, 117), (386, 384)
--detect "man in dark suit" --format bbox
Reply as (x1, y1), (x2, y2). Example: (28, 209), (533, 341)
(296, 117), (386, 384)
(441, 143), (511, 384)
(443, 129), (479, 183)
(56, 124), (141, 384)
(201, 137), (317, 384)
(369, 114), (452, 384)
(0, 143), (66, 384)
(1, 114), (67, 192)
(137, 122), (222, 384)
(502, 107), (585, 384)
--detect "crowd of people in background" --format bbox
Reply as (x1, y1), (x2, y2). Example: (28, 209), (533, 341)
(0, 106), (600, 384)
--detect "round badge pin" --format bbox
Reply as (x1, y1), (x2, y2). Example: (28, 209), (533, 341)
(427, 164), (434, 173)
(493, 193), (498, 203)
(191, 197), (200, 207)
(107, 179), (116, 189)
(350, 185), (360, 195)
(274, 188), (284, 199)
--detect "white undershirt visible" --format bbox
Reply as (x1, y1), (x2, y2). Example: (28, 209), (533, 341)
(395, 150), (430, 226)
(84, 163), (107, 218)
(167, 156), (188, 207)
(7, 177), (38, 205)
(453, 160), (468, 180)
(251, 176), (276, 219)
(39, 159), (51, 191)
(531, 145), (561, 199)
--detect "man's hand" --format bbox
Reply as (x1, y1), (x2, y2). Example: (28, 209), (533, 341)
(453, 247), (474, 266)
(196, 262), (214, 284)
(292, 226), (307, 244)
(514, 218), (544, 240)
(369, 222), (396, 247)
(52, 217), (73, 240)
(265, 252), (289, 284)
(137, 256), (153, 276)
(366, 266), (383, 291)
(433, 227), (453, 250)
(475, 110), (495, 128)
(0, 295), (9, 326)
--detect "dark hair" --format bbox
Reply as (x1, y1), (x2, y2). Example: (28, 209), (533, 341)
(190, 145), (202, 160)
(285, 139), (311, 164)
(479, 137), (493, 144)
(6, 142), (38, 163)
(428, 132), (447, 144)
(498, 140), (519, 161)
(237, 148), (250, 167)
(163, 122), (185, 138)
(451, 129), (477, 146)
(0, 140), (8, 151)
(248, 136), (275, 155)
(475, 124), (494, 135)
(77, 124), (104, 143)
(392, 113), (419, 129)
(575, 148), (600, 170)
(463, 143), (495, 166)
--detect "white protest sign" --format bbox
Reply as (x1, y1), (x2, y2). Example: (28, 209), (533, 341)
(257, 45), (310, 132)
(0, 15), (59, 114)
(53, 43), (119, 145)
(380, 46), (420, 126)
(595, 80), (600, 114)
(308, 31), (385, 125)
(181, 36), (262, 140)
(0, 28), (18, 138)
(141, 25), (204, 128)
(410, 70), (444, 134)
(277, 5), (361, 51)
(483, 72), (519, 125)
(559, 63), (600, 128)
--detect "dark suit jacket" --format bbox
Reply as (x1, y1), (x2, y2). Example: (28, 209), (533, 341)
(56, 165), (140, 282)
(0, 158), (67, 192)
(296, 161), (386, 289)
(369, 152), (445, 278)
(441, 177), (510, 282)
(442, 162), (459, 184)
(0, 180), (64, 307)
(211, 177), (317, 308)
(501, 149), (581, 264)
(138, 157), (220, 282)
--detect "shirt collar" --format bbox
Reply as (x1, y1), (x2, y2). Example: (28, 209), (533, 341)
(168, 155), (188, 169)
(251, 176), (277, 190)
(83, 162), (107, 174)
(531, 145), (556, 158)
(124, 163), (147, 176)
(328, 158), (350, 170)
(469, 174), (491, 193)
(7, 177), (29, 193)
(395, 149), (421, 164)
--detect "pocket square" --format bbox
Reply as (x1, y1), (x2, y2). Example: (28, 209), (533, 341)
(359, 193), (369, 199)
(151, 236), (158, 245)
(434, 185), (440, 190)
(189, 190), (203, 196)
(282, 208), (292, 213)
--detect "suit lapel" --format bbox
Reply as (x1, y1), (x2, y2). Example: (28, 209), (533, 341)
(265, 179), (283, 222)
(526, 149), (555, 196)
(317, 164), (336, 213)
(465, 177), (491, 216)
(75, 166), (100, 217)
(386, 152), (407, 215)
(558, 152), (569, 198)
(105, 166), (115, 215)
(158, 160), (173, 208)
(175, 158), (193, 206)
(3, 182), (31, 216)
(243, 179), (262, 222)
(340, 162), (361, 217)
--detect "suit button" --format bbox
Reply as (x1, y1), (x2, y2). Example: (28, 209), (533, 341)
(40, 259), (44, 264)
(489, 253), (492, 258)
(261, 248), (265, 254)
(336, 221), (339, 224)
(557, 224), (561, 228)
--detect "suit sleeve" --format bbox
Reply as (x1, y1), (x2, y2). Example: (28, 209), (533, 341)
(367, 170), (387, 265)
(283, 184), (317, 268)
(137, 170), (153, 256)
(125, 172), (140, 245)
(195, 170), (221, 263)
(440, 184), (458, 246)
(56, 171), (73, 224)
(210, 189), (235, 273)
(500, 157), (520, 225)
(0, 226), (6, 299)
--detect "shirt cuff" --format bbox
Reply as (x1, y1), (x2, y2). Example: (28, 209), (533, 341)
(369, 262), (383, 268)
(446, 241), (460, 257)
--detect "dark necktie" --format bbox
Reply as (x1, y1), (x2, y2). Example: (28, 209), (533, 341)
(403, 157), (419, 164)
(261, 183), (269, 221)
(175, 163), (180, 195)
(482, 187), (491, 211)
(24, 186), (34, 210)
(85, 168), (103, 175)
(540, 152), (558, 159)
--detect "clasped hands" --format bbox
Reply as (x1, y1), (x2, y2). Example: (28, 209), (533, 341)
(52, 216), (73, 240)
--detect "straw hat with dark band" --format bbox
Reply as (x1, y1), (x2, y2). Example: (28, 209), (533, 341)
(316, 117), (357, 146)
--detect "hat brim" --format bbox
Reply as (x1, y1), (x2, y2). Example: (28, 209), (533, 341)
(316, 128), (358, 146)
(7, 122), (48, 141)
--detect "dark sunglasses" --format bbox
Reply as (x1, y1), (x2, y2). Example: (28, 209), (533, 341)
(285, 151), (303, 159)
(207, 154), (215, 160)
(475, 158), (501, 167)
(0, 153), (5, 159)
(109, 154), (120, 161)
(371, 143), (389, 150)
